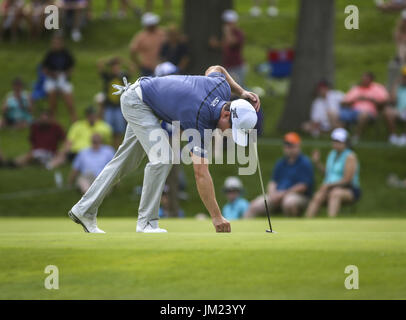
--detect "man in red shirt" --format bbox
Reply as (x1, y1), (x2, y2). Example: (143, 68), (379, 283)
(209, 10), (246, 87)
(15, 110), (65, 167)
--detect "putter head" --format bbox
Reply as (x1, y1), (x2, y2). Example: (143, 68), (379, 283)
(266, 229), (277, 234)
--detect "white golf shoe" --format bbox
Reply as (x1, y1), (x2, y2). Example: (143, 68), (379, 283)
(136, 221), (167, 233)
(68, 211), (105, 234)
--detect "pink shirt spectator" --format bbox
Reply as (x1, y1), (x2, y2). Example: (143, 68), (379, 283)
(343, 82), (389, 117)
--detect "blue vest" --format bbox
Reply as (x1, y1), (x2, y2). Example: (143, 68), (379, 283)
(324, 149), (360, 188)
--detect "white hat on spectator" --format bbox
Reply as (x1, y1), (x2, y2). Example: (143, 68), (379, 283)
(154, 62), (178, 77)
(142, 12), (160, 27)
(222, 9), (239, 23)
(402, 9), (406, 20)
(223, 176), (243, 191)
(331, 128), (349, 143)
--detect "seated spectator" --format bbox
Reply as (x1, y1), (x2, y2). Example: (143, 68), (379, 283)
(14, 110), (65, 167)
(305, 128), (361, 218)
(1, 77), (32, 129)
(48, 106), (112, 169)
(24, 0), (51, 38)
(42, 35), (77, 122)
(302, 80), (344, 137)
(59, 0), (89, 42)
(129, 12), (166, 76)
(0, 0), (25, 41)
(160, 25), (189, 74)
(339, 72), (389, 143)
(244, 132), (314, 217)
(384, 66), (406, 146)
(222, 176), (249, 220)
(68, 134), (115, 194)
(209, 10), (246, 87)
(158, 185), (185, 218)
(97, 57), (130, 148)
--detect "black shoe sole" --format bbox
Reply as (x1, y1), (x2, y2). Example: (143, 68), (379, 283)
(68, 210), (89, 233)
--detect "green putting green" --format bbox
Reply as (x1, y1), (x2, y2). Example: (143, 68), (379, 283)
(0, 217), (405, 299)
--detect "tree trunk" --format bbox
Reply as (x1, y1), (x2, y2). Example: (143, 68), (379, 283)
(278, 0), (335, 131)
(183, 0), (233, 74)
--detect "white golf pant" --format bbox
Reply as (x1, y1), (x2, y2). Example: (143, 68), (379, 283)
(71, 80), (173, 229)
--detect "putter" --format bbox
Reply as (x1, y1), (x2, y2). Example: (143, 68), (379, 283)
(253, 141), (276, 234)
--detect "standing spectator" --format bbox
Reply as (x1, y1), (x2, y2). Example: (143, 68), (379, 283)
(14, 110), (65, 167)
(384, 66), (406, 145)
(129, 12), (166, 76)
(1, 78), (32, 129)
(395, 12), (406, 64)
(159, 25), (190, 74)
(68, 134), (115, 194)
(0, 0), (25, 41)
(222, 177), (249, 220)
(244, 133), (314, 217)
(302, 80), (344, 137)
(339, 72), (389, 142)
(42, 34), (77, 122)
(98, 57), (129, 149)
(209, 10), (246, 86)
(305, 128), (361, 218)
(48, 106), (112, 169)
(250, 0), (279, 17)
(59, 0), (89, 42)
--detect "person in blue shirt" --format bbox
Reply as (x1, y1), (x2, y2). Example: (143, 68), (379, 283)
(305, 128), (361, 218)
(68, 133), (115, 195)
(222, 176), (250, 220)
(244, 132), (314, 217)
(69, 65), (260, 233)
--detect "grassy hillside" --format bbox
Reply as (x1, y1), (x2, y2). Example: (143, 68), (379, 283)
(0, 0), (405, 218)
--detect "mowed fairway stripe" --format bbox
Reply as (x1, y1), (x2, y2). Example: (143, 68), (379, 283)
(0, 218), (405, 299)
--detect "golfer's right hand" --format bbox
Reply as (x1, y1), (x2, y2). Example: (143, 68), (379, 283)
(212, 216), (231, 233)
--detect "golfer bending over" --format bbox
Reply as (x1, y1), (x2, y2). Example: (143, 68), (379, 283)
(68, 65), (260, 233)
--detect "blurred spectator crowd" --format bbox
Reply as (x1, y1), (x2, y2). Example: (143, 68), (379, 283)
(0, 2), (405, 220)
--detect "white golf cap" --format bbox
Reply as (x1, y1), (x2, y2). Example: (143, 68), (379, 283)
(141, 12), (160, 27)
(223, 176), (243, 191)
(230, 99), (257, 147)
(331, 128), (349, 143)
(154, 61), (178, 77)
(222, 9), (239, 23)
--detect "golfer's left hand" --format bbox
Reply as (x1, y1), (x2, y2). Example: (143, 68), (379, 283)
(212, 216), (231, 233)
(241, 90), (261, 111)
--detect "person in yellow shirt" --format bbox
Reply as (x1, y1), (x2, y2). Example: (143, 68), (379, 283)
(47, 106), (112, 169)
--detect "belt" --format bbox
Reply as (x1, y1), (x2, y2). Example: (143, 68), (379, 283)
(112, 77), (143, 101)
(130, 80), (143, 101)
